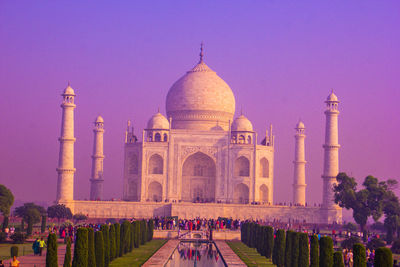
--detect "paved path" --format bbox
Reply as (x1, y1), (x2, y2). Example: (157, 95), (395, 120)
(3, 244), (72, 267)
(215, 241), (247, 266)
(142, 239), (179, 267)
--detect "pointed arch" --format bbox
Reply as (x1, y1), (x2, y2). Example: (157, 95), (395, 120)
(234, 156), (250, 177)
(260, 184), (269, 203)
(128, 153), (138, 175)
(154, 132), (161, 142)
(233, 183), (249, 204)
(148, 181), (162, 202)
(149, 154), (163, 174)
(260, 157), (269, 178)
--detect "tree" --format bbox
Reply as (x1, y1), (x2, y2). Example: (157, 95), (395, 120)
(147, 219), (154, 241)
(72, 228), (88, 267)
(41, 215), (47, 233)
(298, 233), (309, 267)
(0, 184), (14, 231)
(120, 221), (131, 255)
(95, 231), (105, 267)
(114, 223), (120, 258)
(47, 204), (72, 225)
(353, 243), (366, 267)
(109, 224), (116, 260)
(265, 226), (274, 259)
(133, 221), (140, 248)
(284, 230), (293, 267)
(341, 236), (361, 250)
(374, 247), (392, 267)
(87, 228), (96, 267)
(63, 237), (72, 267)
(272, 229), (285, 267)
(46, 233), (58, 267)
(140, 220), (147, 245)
(319, 236), (333, 267)
(291, 232), (299, 267)
(14, 202), (46, 235)
(333, 251), (344, 267)
(100, 224), (110, 266)
(129, 223), (134, 252)
(73, 213), (88, 224)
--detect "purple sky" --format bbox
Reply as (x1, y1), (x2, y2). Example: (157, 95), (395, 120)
(1, 1), (399, 209)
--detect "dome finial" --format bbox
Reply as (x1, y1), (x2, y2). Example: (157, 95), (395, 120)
(199, 42), (204, 63)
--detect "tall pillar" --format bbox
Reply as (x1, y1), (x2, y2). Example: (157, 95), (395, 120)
(90, 116), (105, 200)
(293, 120), (306, 205)
(322, 91), (340, 209)
(56, 84), (76, 202)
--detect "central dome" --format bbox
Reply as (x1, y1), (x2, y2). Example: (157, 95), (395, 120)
(166, 50), (235, 130)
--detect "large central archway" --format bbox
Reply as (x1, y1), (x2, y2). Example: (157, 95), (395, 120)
(181, 152), (216, 202)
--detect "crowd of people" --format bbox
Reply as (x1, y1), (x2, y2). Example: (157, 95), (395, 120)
(153, 217), (242, 231)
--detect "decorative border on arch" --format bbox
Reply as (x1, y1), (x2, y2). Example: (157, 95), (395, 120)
(180, 145), (218, 162)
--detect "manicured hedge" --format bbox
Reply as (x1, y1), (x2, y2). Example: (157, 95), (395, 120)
(109, 224), (116, 260)
(353, 243), (366, 267)
(87, 228), (96, 267)
(319, 236), (333, 267)
(298, 233), (309, 267)
(265, 226), (274, 259)
(46, 233), (58, 267)
(72, 228), (88, 267)
(310, 235), (319, 267)
(95, 231), (105, 267)
(374, 247), (392, 267)
(272, 229), (285, 267)
(114, 223), (120, 258)
(100, 224), (110, 267)
(333, 251), (344, 267)
(63, 237), (72, 267)
(291, 232), (299, 267)
(284, 230), (293, 267)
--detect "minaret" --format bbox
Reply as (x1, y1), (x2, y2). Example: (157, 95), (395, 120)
(293, 120), (306, 205)
(322, 91), (340, 209)
(90, 116), (105, 200)
(56, 84), (76, 202)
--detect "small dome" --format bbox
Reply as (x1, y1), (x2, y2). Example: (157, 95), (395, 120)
(95, 115), (104, 123)
(147, 112), (169, 129)
(326, 91), (338, 102)
(63, 84), (75, 95)
(231, 115), (253, 132)
(296, 120), (305, 129)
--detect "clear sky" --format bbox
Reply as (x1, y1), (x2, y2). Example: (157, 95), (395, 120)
(0, 1), (399, 208)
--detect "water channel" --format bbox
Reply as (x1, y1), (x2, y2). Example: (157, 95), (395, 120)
(164, 240), (227, 267)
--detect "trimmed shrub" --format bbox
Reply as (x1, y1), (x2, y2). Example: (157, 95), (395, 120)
(72, 228), (88, 267)
(367, 237), (386, 251)
(341, 236), (361, 249)
(130, 223), (134, 252)
(41, 215), (47, 233)
(319, 236), (333, 267)
(10, 232), (26, 244)
(10, 246), (18, 258)
(291, 232), (299, 267)
(121, 221), (131, 255)
(114, 223), (120, 259)
(63, 237), (72, 267)
(134, 221), (140, 248)
(353, 243), (366, 267)
(109, 224), (116, 260)
(333, 251), (344, 267)
(100, 224), (110, 267)
(298, 233), (309, 267)
(310, 235), (319, 267)
(147, 219), (154, 241)
(95, 231), (105, 267)
(140, 220), (147, 245)
(284, 230), (293, 267)
(46, 233), (58, 267)
(87, 228), (96, 267)
(272, 229), (285, 267)
(265, 226), (274, 259)
(374, 247), (392, 267)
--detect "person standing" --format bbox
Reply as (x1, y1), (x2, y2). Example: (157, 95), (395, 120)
(32, 238), (40, 255)
(10, 256), (20, 267)
(38, 237), (46, 256)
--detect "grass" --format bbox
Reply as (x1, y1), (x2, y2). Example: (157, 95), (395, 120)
(109, 239), (167, 267)
(0, 243), (34, 260)
(227, 241), (275, 267)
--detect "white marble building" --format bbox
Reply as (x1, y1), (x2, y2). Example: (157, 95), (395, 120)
(56, 46), (342, 223)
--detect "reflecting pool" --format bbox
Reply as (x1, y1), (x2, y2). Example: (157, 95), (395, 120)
(165, 241), (227, 267)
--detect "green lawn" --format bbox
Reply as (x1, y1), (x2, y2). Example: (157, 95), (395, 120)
(227, 241), (275, 267)
(109, 239), (167, 267)
(0, 243), (34, 260)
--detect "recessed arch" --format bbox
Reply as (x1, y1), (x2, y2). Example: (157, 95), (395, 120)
(233, 183), (249, 204)
(149, 154), (163, 174)
(260, 157), (269, 178)
(128, 180), (138, 201)
(182, 152), (216, 202)
(154, 132), (161, 142)
(148, 181), (162, 202)
(238, 135), (245, 144)
(234, 156), (250, 177)
(260, 184), (269, 203)
(128, 153), (138, 175)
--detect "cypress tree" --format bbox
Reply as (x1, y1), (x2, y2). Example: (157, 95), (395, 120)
(114, 223), (120, 258)
(259, 226), (266, 256)
(95, 231), (105, 267)
(41, 215), (47, 233)
(310, 235), (319, 267)
(272, 229), (285, 267)
(284, 230), (293, 267)
(333, 251), (344, 267)
(100, 224), (110, 267)
(72, 228), (88, 267)
(298, 233), (309, 267)
(63, 237), (72, 267)
(374, 247), (392, 267)
(109, 224), (116, 261)
(130, 223), (134, 252)
(265, 226), (274, 259)
(120, 221), (131, 254)
(353, 243), (366, 267)
(147, 219), (154, 241)
(87, 228), (96, 267)
(134, 221), (140, 248)
(140, 220), (147, 245)
(45, 233), (58, 267)
(291, 232), (299, 267)
(319, 236), (333, 267)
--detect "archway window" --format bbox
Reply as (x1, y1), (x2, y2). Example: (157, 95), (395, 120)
(247, 135), (252, 144)
(149, 154), (163, 174)
(234, 156), (250, 177)
(163, 134), (168, 142)
(231, 135), (237, 144)
(260, 184), (269, 203)
(148, 181), (162, 202)
(238, 135), (245, 144)
(128, 153), (138, 175)
(155, 133), (161, 142)
(260, 157), (269, 178)
(233, 183), (249, 204)
(129, 180), (138, 200)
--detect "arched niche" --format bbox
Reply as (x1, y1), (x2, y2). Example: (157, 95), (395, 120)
(128, 152), (138, 175)
(260, 184), (269, 203)
(148, 181), (162, 202)
(233, 183), (249, 204)
(234, 156), (250, 177)
(148, 154), (163, 174)
(260, 157), (269, 178)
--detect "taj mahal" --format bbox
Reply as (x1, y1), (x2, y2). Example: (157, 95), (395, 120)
(56, 46), (342, 224)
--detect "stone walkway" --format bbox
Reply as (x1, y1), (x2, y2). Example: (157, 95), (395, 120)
(215, 241), (247, 266)
(142, 239), (179, 267)
(3, 244), (71, 267)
